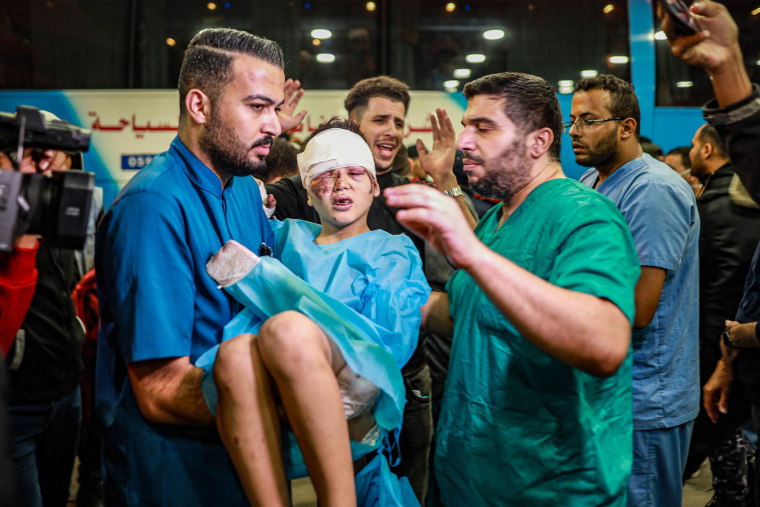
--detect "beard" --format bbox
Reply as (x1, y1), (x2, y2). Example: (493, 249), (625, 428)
(468, 137), (533, 202)
(198, 108), (273, 179)
(573, 129), (618, 168)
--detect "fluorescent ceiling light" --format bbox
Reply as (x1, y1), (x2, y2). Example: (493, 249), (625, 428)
(558, 80), (574, 87)
(608, 55), (629, 64)
(466, 53), (486, 63)
(316, 53), (336, 63)
(453, 68), (471, 78)
(654, 30), (668, 40)
(580, 70), (598, 78)
(443, 80), (460, 89)
(676, 81), (694, 88)
(483, 29), (505, 40)
(311, 29), (332, 39)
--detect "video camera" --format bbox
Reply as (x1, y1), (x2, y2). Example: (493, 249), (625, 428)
(0, 106), (94, 252)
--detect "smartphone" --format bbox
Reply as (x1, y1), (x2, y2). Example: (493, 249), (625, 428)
(658, 0), (701, 36)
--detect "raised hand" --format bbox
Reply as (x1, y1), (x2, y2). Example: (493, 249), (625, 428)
(278, 78), (308, 133)
(416, 108), (457, 186)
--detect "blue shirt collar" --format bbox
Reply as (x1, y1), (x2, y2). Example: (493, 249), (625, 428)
(170, 136), (236, 198)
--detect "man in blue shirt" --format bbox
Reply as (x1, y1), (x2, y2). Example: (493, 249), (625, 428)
(571, 74), (700, 507)
(95, 29), (291, 506)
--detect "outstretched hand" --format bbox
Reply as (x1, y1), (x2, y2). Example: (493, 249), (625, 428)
(279, 78), (307, 133)
(384, 183), (481, 269)
(416, 108), (457, 185)
(656, 0), (739, 73)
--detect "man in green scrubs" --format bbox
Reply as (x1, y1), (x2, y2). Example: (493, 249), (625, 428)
(385, 72), (640, 506)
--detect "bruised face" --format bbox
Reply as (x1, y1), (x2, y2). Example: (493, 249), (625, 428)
(307, 166), (380, 239)
(199, 56), (285, 179)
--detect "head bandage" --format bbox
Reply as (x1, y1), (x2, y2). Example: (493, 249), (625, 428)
(297, 128), (376, 188)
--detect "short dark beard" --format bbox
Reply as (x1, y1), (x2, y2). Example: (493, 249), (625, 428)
(469, 137), (532, 202)
(198, 107), (273, 179)
(573, 128), (618, 168)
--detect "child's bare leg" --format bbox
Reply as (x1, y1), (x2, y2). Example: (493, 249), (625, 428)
(257, 311), (357, 507)
(214, 333), (289, 507)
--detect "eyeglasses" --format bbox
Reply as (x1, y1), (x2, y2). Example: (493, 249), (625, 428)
(564, 117), (624, 133)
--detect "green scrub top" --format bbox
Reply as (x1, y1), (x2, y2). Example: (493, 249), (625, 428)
(436, 178), (640, 506)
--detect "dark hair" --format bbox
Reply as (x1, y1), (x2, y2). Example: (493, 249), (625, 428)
(575, 74), (641, 139)
(344, 76), (410, 119)
(697, 124), (728, 158)
(463, 72), (564, 161)
(640, 141), (664, 159)
(261, 138), (299, 184)
(666, 146), (691, 169)
(302, 117), (366, 148)
(178, 28), (284, 119)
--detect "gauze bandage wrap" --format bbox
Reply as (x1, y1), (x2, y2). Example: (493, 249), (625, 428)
(297, 128), (375, 188)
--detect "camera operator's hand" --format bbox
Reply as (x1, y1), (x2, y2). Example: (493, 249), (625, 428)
(24, 149), (71, 175)
(0, 149), (70, 174)
(0, 149), (71, 248)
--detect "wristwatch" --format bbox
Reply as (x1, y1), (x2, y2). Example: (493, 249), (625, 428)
(722, 326), (738, 349)
(443, 186), (464, 198)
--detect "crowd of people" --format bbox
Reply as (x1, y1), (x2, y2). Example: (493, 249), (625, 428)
(2, 1), (760, 506)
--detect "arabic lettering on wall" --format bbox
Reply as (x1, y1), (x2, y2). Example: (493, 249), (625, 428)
(88, 112), (433, 137)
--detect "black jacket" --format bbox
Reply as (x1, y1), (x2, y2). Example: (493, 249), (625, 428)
(6, 242), (84, 405)
(697, 163), (760, 379)
(704, 84), (760, 203)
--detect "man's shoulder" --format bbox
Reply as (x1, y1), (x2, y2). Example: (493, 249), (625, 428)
(628, 155), (689, 189)
(578, 168), (599, 187)
(540, 178), (622, 215)
(114, 149), (188, 204)
(613, 156), (695, 208)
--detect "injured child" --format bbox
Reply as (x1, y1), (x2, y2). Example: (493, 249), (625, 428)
(196, 118), (430, 507)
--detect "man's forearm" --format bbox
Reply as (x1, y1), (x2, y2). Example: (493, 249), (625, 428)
(421, 291), (453, 337)
(435, 174), (478, 230)
(465, 244), (631, 377)
(128, 357), (216, 426)
(708, 49), (753, 108)
(725, 321), (760, 350)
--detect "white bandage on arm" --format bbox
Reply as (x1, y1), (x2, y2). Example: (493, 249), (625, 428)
(336, 363), (380, 420)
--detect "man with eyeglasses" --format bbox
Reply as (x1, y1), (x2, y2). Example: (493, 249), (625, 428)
(570, 74), (700, 507)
